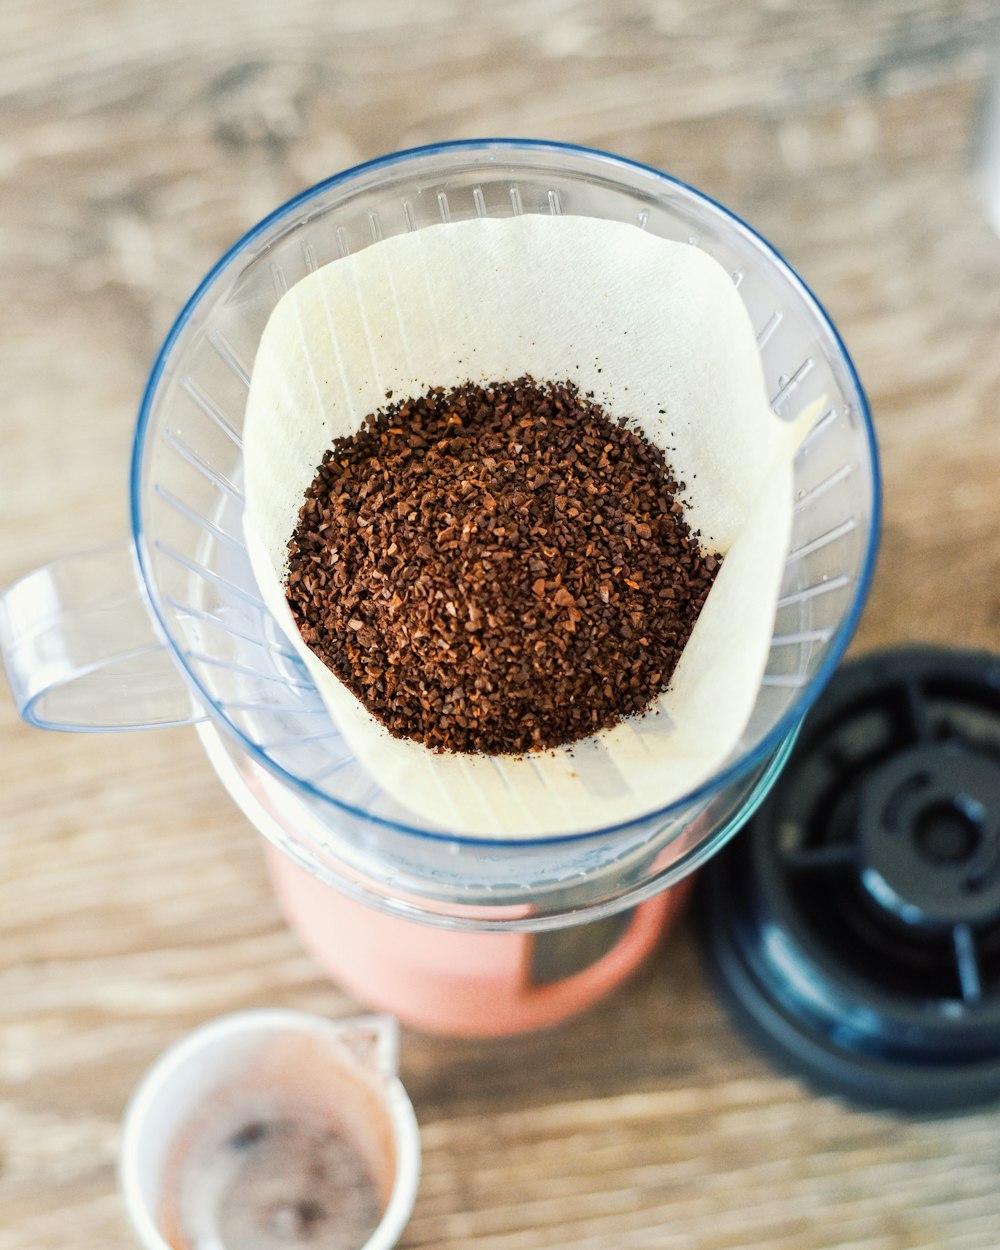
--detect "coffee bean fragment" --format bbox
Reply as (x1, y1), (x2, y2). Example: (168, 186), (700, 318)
(285, 378), (720, 754)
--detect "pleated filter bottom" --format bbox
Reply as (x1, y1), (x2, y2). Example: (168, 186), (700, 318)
(242, 214), (819, 838)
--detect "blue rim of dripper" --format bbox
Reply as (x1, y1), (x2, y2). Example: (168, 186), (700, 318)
(130, 138), (881, 849)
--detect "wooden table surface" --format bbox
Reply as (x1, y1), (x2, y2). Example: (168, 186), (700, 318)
(3, 2), (1000, 1247)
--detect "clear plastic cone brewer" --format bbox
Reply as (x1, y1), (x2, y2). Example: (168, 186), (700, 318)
(0, 141), (880, 929)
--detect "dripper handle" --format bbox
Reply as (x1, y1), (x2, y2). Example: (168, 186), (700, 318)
(0, 540), (204, 731)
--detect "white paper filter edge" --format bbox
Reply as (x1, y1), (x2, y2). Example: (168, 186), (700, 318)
(244, 214), (815, 838)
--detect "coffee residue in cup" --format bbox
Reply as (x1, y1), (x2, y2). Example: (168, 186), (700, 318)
(285, 378), (720, 755)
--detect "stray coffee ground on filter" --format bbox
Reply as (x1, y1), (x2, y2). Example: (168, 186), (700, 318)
(285, 378), (720, 755)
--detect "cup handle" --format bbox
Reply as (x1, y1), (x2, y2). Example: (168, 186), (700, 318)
(329, 1014), (401, 1082)
(0, 540), (205, 731)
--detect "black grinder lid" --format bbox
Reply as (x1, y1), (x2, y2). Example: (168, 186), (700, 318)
(699, 647), (1000, 1112)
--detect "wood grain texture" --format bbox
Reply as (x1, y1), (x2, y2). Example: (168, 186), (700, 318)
(2, 1), (1000, 1247)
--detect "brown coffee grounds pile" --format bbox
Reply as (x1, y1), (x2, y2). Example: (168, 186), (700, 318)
(285, 378), (720, 755)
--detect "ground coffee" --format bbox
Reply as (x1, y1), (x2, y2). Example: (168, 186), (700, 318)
(285, 378), (720, 755)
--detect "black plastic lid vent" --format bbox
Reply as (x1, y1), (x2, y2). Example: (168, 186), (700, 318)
(700, 647), (1000, 1112)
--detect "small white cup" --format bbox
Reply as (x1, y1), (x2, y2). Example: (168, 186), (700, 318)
(119, 1010), (420, 1250)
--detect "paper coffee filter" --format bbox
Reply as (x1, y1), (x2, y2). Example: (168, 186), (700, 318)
(244, 215), (818, 838)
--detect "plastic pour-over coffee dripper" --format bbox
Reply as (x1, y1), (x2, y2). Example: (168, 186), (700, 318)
(0, 141), (879, 1033)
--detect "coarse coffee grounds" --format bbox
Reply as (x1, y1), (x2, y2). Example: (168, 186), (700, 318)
(285, 378), (720, 755)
